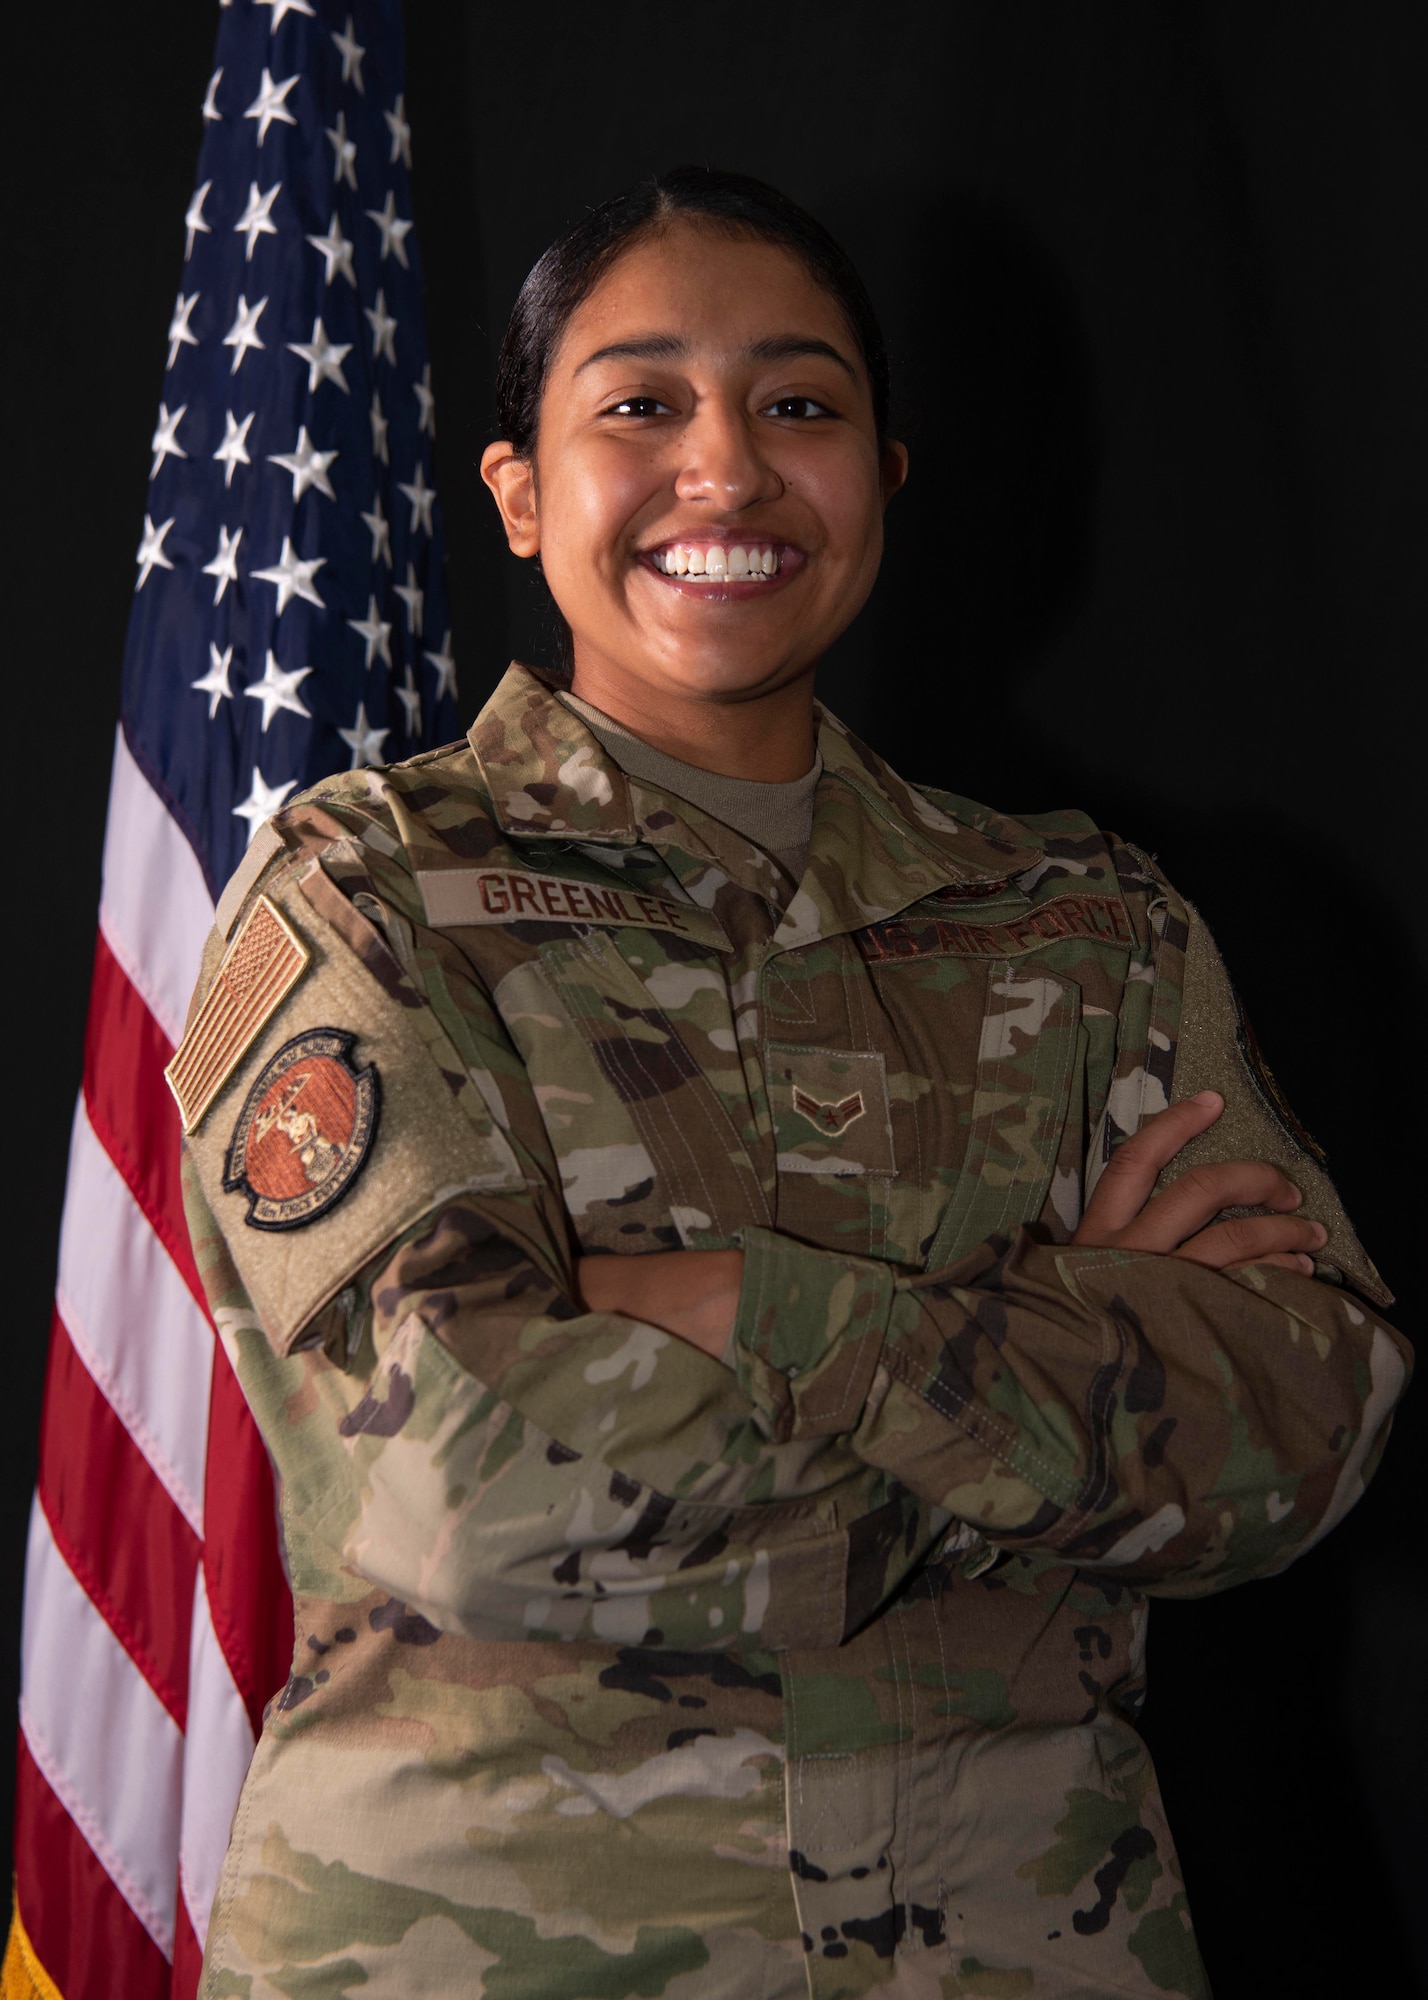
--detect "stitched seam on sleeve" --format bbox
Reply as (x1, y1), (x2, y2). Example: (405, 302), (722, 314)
(735, 1230), (787, 1426)
(1058, 1307), (1121, 1531)
(882, 1301), (1033, 1463)
(881, 1342), (1080, 1508)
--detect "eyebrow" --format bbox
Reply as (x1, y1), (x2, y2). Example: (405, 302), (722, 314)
(746, 335), (858, 383)
(574, 333), (859, 384)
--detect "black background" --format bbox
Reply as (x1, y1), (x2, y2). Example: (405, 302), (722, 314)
(9, 3), (1425, 1990)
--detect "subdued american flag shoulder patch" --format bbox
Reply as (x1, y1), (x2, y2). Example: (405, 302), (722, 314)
(166, 896), (309, 1134)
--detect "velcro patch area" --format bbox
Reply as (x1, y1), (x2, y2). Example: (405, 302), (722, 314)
(769, 1046), (896, 1177)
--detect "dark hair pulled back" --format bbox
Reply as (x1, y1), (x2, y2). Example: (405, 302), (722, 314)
(495, 165), (891, 454)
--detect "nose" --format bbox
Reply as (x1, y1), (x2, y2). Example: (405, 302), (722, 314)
(674, 399), (782, 511)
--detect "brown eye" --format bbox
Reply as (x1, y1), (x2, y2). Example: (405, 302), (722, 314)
(761, 396), (833, 420)
(606, 396), (672, 418)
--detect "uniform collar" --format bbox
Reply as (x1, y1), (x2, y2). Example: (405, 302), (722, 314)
(468, 662), (1041, 936)
(468, 661), (642, 844)
(776, 706), (1039, 944)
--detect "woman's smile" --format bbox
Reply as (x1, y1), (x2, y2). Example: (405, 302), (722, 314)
(483, 218), (906, 772)
(639, 537), (805, 598)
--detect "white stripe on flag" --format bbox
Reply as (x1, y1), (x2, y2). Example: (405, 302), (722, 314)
(57, 1095), (212, 1534)
(178, 1569), (256, 1950)
(99, 725), (215, 1049)
(21, 1494), (183, 1957)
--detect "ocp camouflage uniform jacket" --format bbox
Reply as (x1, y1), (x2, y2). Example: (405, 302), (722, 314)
(178, 662), (1409, 2000)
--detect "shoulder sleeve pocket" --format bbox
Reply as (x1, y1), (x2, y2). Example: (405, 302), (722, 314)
(180, 864), (525, 1356)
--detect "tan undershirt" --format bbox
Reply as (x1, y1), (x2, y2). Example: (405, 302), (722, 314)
(559, 690), (821, 888)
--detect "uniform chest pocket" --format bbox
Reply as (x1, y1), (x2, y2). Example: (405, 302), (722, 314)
(920, 958), (1085, 1271)
(767, 1045), (897, 1178)
(526, 933), (771, 1245)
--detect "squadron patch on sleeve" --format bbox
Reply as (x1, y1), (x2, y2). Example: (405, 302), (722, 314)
(223, 1028), (380, 1231)
(166, 895), (310, 1133)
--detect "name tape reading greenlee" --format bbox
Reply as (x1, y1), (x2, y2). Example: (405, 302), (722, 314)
(417, 866), (715, 941)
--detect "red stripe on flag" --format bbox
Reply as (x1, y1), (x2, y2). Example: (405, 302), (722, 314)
(12, 1730), (171, 1999)
(84, 928), (204, 1312)
(38, 1309), (200, 1729)
(171, 1894), (204, 2000)
(204, 1342), (294, 1738)
(83, 924), (294, 1732)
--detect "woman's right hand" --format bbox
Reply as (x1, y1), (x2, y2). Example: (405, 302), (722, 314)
(576, 1247), (744, 1361)
(1072, 1090), (1327, 1274)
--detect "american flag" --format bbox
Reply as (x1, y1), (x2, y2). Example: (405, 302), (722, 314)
(8, 3), (457, 1991)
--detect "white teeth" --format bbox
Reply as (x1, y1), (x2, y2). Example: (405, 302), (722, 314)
(651, 543), (781, 578)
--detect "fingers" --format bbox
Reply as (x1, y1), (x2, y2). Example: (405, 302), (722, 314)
(1117, 1158), (1304, 1253)
(1069, 1092), (1327, 1280)
(1173, 1213), (1327, 1271)
(1075, 1092), (1225, 1240)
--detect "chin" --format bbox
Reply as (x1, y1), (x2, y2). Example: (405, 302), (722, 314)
(647, 625), (819, 695)
(644, 646), (809, 702)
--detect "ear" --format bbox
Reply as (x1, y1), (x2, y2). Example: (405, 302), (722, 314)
(480, 441), (541, 556)
(880, 438), (909, 506)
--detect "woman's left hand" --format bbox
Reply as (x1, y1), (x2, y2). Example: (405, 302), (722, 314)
(1072, 1091), (1326, 1273)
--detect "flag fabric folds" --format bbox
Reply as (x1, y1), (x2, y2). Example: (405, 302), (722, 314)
(7, 2), (458, 1991)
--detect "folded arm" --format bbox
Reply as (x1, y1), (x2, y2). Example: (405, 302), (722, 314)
(600, 1096), (1407, 1598)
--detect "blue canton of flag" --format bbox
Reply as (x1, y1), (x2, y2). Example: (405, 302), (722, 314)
(128, 0), (459, 901)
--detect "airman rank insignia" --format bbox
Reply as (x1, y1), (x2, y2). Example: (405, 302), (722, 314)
(166, 896), (310, 1133)
(223, 1029), (379, 1231)
(792, 1087), (866, 1137)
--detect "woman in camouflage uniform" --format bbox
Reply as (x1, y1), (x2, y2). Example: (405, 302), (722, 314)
(176, 169), (1409, 1998)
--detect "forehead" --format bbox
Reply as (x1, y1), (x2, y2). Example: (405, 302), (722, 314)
(553, 221), (859, 374)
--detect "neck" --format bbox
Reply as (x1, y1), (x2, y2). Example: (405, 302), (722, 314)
(566, 660), (818, 781)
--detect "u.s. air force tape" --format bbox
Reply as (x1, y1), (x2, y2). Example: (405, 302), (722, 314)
(856, 892), (1133, 963)
(417, 865), (710, 941)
